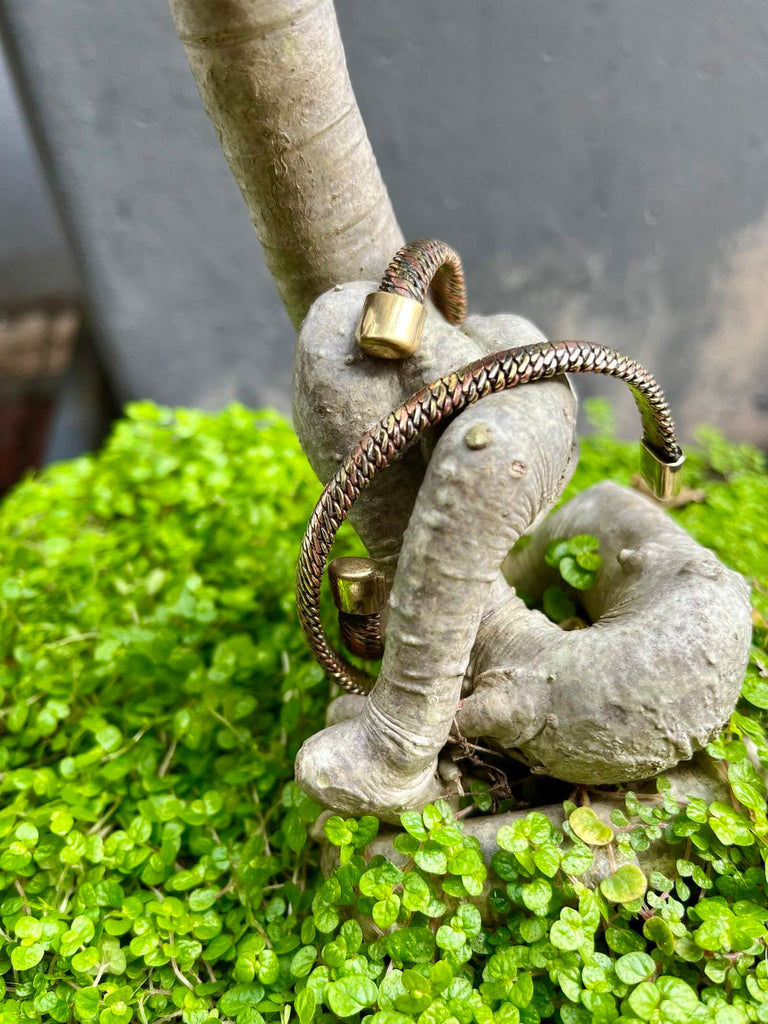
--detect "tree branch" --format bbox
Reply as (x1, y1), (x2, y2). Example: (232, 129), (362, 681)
(169, 0), (403, 327)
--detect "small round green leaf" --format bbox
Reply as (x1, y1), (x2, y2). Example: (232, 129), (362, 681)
(569, 807), (614, 846)
(559, 556), (595, 590)
(11, 943), (45, 970)
(414, 843), (447, 874)
(568, 534), (600, 555)
(326, 976), (378, 1017)
(401, 872), (431, 912)
(73, 988), (100, 1021)
(295, 988), (316, 1024)
(561, 842), (594, 876)
(372, 895), (400, 930)
(600, 863), (647, 903)
(521, 878), (552, 916)
(14, 916), (43, 942)
(615, 951), (656, 984)
(323, 816), (354, 847)
(544, 539), (570, 568)
(385, 926), (436, 964)
(627, 981), (660, 1020)
(543, 584), (576, 623)
(643, 915), (675, 955)
(575, 550), (602, 572)
(550, 909), (586, 952)
(400, 811), (428, 840)
(15, 822), (39, 846)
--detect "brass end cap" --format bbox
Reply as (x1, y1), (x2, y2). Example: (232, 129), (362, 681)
(328, 557), (388, 615)
(640, 440), (685, 501)
(356, 292), (426, 360)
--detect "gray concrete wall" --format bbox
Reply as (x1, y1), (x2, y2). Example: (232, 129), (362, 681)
(2, 0), (767, 443)
(0, 51), (111, 460)
(0, 51), (78, 306)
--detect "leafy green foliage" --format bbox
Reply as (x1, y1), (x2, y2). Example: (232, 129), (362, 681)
(542, 584), (577, 625)
(568, 807), (613, 847)
(0, 398), (766, 1022)
(537, 531), (602, 626)
(544, 534), (602, 591)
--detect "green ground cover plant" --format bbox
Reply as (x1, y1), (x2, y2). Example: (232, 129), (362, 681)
(0, 400), (766, 1024)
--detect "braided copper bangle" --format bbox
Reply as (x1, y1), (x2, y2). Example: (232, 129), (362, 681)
(356, 238), (466, 358)
(379, 238), (467, 325)
(296, 241), (685, 696)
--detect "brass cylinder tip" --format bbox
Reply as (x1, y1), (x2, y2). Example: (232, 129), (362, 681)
(640, 440), (685, 501)
(327, 557), (388, 615)
(356, 292), (427, 359)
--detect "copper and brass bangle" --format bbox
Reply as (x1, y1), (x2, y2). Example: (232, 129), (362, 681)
(357, 239), (467, 359)
(298, 240), (685, 696)
(327, 556), (387, 659)
(378, 238), (467, 325)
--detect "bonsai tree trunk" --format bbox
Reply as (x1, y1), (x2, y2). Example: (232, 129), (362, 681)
(291, 291), (751, 820)
(169, 0), (403, 326)
(170, 0), (753, 823)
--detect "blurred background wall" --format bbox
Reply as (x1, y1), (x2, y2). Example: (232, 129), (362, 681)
(1, 0), (767, 469)
(0, 50), (107, 479)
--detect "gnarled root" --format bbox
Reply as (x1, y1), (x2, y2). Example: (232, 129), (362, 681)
(293, 283), (751, 821)
(458, 482), (752, 783)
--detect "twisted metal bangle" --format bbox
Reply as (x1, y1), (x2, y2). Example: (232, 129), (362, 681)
(339, 612), (385, 660)
(379, 238), (467, 325)
(296, 241), (685, 696)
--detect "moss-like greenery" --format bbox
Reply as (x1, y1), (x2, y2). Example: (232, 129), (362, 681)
(0, 400), (766, 1024)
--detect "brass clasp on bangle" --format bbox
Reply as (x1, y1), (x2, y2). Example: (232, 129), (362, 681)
(328, 557), (388, 659)
(356, 292), (426, 360)
(640, 441), (685, 501)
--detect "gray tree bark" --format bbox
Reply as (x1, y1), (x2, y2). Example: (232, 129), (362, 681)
(168, 0), (403, 327)
(461, 481), (752, 781)
(170, 0), (753, 824)
(294, 288), (578, 816)
(293, 287), (751, 820)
